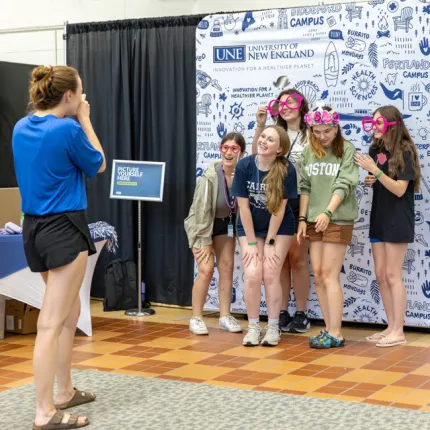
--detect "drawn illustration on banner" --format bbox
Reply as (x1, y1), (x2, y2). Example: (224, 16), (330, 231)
(195, 0), (430, 327)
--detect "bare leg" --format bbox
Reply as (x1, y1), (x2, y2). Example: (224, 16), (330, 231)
(191, 249), (215, 317)
(289, 236), (310, 312)
(212, 235), (236, 317)
(371, 243), (394, 338)
(280, 257), (292, 310)
(263, 236), (294, 319)
(377, 243), (408, 345)
(321, 243), (348, 340)
(34, 251), (89, 427)
(41, 271), (86, 406)
(309, 241), (329, 332)
(238, 237), (264, 319)
(55, 296), (82, 404)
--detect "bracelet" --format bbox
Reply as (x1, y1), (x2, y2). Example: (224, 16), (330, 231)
(323, 209), (333, 218)
(248, 241), (257, 246)
(298, 216), (307, 223)
(257, 124), (265, 128)
(375, 170), (383, 179)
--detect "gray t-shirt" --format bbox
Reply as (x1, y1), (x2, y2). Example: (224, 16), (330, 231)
(287, 129), (309, 195)
(215, 163), (231, 219)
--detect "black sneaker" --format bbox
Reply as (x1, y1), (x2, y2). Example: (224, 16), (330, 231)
(286, 311), (311, 333)
(279, 310), (291, 333)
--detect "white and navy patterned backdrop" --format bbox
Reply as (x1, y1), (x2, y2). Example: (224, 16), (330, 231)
(195, 0), (430, 327)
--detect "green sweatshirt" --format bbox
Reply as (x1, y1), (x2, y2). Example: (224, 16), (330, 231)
(299, 140), (359, 225)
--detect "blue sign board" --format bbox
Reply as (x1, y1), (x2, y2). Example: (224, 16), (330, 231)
(109, 160), (165, 202)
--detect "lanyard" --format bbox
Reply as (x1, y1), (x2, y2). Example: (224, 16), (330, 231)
(286, 131), (300, 161)
(221, 164), (236, 215)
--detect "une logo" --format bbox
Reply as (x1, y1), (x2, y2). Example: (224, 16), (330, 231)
(213, 46), (246, 63)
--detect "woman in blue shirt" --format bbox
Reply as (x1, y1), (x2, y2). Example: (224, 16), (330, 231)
(232, 125), (297, 347)
(12, 65), (105, 429)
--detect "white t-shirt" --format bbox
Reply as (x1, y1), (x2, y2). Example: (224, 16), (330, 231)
(287, 129), (309, 195)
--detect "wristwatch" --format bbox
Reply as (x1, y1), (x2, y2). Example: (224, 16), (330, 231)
(266, 238), (275, 246)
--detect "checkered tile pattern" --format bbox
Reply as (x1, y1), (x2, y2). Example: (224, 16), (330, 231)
(1, 314), (430, 411)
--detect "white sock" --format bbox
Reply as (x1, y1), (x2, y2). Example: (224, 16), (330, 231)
(268, 318), (279, 327)
(249, 318), (260, 326)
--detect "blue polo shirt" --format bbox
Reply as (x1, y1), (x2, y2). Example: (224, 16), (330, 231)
(12, 115), (103, 216)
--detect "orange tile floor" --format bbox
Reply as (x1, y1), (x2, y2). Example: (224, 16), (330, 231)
(1, 303), (430, 412)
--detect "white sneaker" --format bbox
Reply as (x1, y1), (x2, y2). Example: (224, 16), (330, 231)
(261, 325), (281, 346)
(189, 316), (209, 335)
(219, 314), (243, 333)
(242, 324), (261, 346)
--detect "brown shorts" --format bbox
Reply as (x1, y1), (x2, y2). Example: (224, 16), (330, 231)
(307, 222), (353, 245)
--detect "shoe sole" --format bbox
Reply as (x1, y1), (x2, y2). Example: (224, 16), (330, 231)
(261, 340), (280, 347)
(243, 342), (260, 347)
(189, 330), (209, 335)
(288, 325), (311, 334)
(219, 326), (243, 333)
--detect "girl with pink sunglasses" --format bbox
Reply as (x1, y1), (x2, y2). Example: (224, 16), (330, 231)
(355, 106), (421, 347)
(252, 89), (312, 335)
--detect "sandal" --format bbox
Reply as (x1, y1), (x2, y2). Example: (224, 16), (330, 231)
(365, 333), (386, 343)
(308, 330), (327, 346)
(55, 388), (96, 410)
(33, 410), (89, 429)
(311, 332), (345, 349)
(376, 337), (407, 348)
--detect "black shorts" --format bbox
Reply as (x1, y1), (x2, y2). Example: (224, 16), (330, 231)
(23, 210), (97, 273)
(288, 197), (300, 234)
(212, 216), (236, 238)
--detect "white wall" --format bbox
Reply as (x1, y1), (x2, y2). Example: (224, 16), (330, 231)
(0, 0), (357, 66)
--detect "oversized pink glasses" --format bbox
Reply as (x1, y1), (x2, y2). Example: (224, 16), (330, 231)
(220, 144), (241, 154)
(362, 116), (399, 134)
(267, 94), (304, 117)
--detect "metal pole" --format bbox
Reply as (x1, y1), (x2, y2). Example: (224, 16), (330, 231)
(0, 25), (63, 34)
(125, 200), (155, 317)
(63, 21), (68, 65)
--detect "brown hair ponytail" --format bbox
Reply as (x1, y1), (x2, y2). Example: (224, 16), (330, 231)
(262, 125), (290, 214)
(29, 65), (79, 111)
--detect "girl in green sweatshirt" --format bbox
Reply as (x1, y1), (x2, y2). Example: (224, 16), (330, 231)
(298, 105), (359, 349)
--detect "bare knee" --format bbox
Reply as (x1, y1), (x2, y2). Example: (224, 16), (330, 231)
(197, 263), (214, 282)
(375, 268), (386, 286)
(385, 269), (400, 285)
(290, 253), (308, 273)
(37, 313), (67, 335)
(217, 260), (234, 278)
(244, 267), (262, 287)
(321, 268), (336, 284)
(313, 268), (323, 286)
(263, 269), (278, 288)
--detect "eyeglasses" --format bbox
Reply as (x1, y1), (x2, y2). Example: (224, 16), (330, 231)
(267, 94), (304, 117)
(220, 144), (241, 154)
(362, 116), (399, 134)
(312, 128), (335, 138)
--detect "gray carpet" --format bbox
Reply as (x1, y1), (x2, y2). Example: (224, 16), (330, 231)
(1, 370), (429, 430)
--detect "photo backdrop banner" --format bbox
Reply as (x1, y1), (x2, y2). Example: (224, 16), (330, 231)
(195, 0), (430, 327)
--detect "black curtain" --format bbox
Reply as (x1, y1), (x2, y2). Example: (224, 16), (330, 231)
(0, 61), (36, 188)
(67, 16), (203, 306)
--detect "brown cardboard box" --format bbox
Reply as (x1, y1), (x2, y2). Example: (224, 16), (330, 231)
(5, 299), (39, 334)
(0, 188), (22, 227)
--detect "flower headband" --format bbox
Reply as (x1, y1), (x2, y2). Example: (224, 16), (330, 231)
(304, 103), (340, 127)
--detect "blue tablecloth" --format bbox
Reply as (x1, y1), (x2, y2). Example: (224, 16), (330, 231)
(0, 221), (118, 280)
(0, 234), (28, 279)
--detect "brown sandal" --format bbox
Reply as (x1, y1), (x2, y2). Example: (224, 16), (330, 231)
(55, 388), (96, 410)
(33, 410), (89, 429)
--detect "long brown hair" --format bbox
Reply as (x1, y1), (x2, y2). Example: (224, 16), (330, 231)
(272, 89), (309, 144)
(371, 105), (421, 191)
(29, 65), (79, 111)
(261, 125), (291, 214)
(309, 106), (345, 159)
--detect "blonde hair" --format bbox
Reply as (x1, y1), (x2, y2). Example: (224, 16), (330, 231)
(29, 65), (79, 110)
(262, 125), (291, 214)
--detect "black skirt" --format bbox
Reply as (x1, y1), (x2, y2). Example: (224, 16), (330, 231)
(23, 210), (96, 273)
